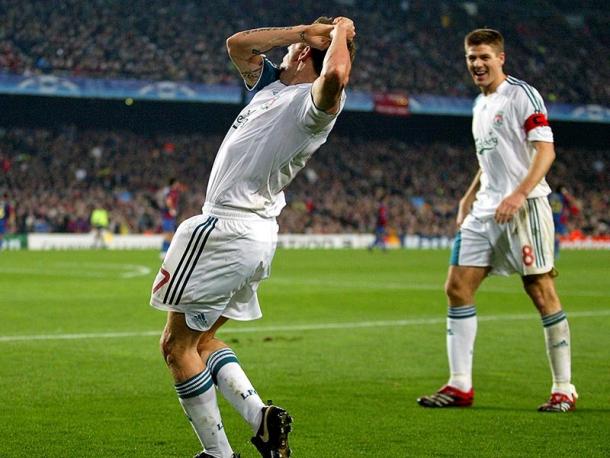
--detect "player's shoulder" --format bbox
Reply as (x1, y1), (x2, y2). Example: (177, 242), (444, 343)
(504, 76), (545, 108)
(472, 93), (485, 111)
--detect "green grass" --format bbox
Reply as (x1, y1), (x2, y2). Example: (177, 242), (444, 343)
(0, 249), (608, 457)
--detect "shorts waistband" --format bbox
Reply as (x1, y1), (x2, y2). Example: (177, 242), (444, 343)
(202, 202), (275, 221)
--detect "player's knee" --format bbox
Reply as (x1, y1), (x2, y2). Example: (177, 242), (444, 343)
(445, 278), (470, 304)
(160, 330), (186, 367)
(196, 336), (227, 362)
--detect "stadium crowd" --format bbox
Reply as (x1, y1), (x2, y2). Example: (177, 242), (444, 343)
(0, 126), (606, 238)
(0, 0), (608, 105)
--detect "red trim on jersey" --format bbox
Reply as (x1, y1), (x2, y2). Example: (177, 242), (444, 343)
(524, 113), (549, 133)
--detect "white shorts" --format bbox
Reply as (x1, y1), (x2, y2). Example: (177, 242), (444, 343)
(150, 204), (279, 331)
(451, 197), (554, 276)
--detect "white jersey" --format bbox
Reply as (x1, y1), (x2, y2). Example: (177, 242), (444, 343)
(205, 59), (345, 218)
(471, 76), (554, 219)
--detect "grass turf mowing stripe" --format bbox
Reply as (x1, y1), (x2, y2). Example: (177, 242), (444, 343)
(1, 309), (608, 343)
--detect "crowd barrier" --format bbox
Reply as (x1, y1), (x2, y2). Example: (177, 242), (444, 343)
(2, 233), (608, 250)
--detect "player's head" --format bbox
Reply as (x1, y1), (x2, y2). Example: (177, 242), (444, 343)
(464, 28), (506, 93)
(309, 17), (356, 75)
(280, 17), (356, 78)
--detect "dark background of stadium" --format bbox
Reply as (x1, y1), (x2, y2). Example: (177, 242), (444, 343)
(1, 94), (607, 148)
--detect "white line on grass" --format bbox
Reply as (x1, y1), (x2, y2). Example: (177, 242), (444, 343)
(269, 278), (610, 297)
(0, 263), (151, 279)
(1, 310), (609, 343)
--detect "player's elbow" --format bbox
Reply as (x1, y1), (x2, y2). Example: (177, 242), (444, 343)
(322, 64), (350, 89)
(226, 35), (237, 54)
(226, 33), (245, 56)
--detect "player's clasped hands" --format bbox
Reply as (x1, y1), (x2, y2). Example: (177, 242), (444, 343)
(304, 17), (355, 50)
(333, 16), (356, 42)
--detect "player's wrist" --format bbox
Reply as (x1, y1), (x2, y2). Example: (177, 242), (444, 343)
(330, 25), (347, 41)
(514, 188), (529, 199)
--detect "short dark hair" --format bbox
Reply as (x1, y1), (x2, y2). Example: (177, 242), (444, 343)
(464, 28), (504, 54)
(310, 17), (356, 75)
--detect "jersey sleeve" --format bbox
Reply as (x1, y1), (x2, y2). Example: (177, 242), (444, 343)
(512, 84), (554, 143)
(297, 89), (347, 133)
(247, 57), (281, 92)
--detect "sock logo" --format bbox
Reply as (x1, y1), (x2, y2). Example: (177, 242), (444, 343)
(552, 339), (568, 349)
(241, 389), (258, 400)
(217, 421), (224, 431)
(447, 328), (454, 336)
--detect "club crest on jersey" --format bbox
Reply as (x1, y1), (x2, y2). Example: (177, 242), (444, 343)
(493, 111), (504, 128)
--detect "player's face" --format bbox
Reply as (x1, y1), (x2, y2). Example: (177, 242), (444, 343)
(465, 44), (505, 93)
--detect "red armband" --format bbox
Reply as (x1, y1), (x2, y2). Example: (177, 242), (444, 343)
(524, 113), (549, 133)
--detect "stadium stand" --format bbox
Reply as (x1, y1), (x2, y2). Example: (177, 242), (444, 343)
(0, 1), (607, 241)
(0, 0), (608, 105)
(0, 126), (606, 237)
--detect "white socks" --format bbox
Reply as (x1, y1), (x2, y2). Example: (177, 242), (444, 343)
(445, 306), (573, 397)
(446, 305), (477, 392)
(173, 348), (266, 457)
(542, 310), (573, 395)
(207, 348), (265, 433)
(175, 368), (233, 458)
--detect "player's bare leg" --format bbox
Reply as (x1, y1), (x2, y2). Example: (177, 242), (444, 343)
(523, 272), (576, 412)
(199, 319), (292, 458)
(418, 266), (489, 407)
(161, 312), (234, 457)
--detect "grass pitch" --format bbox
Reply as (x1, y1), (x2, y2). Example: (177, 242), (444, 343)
(0, 249), (608, 457)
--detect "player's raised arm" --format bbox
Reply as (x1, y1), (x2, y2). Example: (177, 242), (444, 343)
(311, 17), (355, 114)
(226, 24), (334, 87)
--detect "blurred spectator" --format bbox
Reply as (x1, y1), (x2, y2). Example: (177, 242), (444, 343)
(0, 0), (607, 105)
(0, 126), (606, 237)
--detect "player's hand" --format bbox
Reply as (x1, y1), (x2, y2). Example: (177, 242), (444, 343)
(495, 191), (526, 224)
(303, 23), (333, 50)
(331, 17), (356, 42)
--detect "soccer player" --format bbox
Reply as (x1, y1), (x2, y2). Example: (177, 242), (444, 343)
(417, 29), (576, 412)
(548, 185), (579, 258)
(369, 195), (388, 251)
(160, 178), (183, 259)
(150, 17), (356, 457)
(0, 192), (15, 250)
(90, 203), (110, 249)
